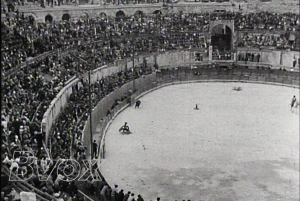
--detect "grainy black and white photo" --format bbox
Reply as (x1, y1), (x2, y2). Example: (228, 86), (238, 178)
(1, 0), (299, 200)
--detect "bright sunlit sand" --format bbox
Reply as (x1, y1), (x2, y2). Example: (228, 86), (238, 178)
(101, 82), (299, 201)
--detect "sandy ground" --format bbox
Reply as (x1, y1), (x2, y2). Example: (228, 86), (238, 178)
(100, 82), (299, 201)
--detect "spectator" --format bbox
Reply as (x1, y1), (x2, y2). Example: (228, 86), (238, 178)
(92, 140), (98, 159)
(128, 193), (136, 201)
(123, 191), (131, 201)
(100, 185), (109, 201)
(2, 8), (299, 201)
(137, 194), (144, 201)
(117, 189), (125, 201)
(111, 184), (119, 201)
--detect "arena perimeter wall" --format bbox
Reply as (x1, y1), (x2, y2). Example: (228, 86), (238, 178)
(42, 49), (299, 147)
(5, 54), (298, 201)
(42, 50), (191, 145)
(79, 67), (299, 163)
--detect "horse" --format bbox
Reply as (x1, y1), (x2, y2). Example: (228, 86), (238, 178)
(135, 100), (141, 109)
(119, 122), (131, 134)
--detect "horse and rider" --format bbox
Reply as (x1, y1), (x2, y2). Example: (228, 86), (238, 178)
(119, 122), (131, 134)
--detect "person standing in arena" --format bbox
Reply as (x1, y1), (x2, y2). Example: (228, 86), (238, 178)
(291, 95), (297, 110)
(135, 100), (141, 108)
(119, 122), (130, 133)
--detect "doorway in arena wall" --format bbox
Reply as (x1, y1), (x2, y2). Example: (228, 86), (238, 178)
(211, 24), (232, 60)
(116, 10), (126, 21)
(62, 13), (70, 21)
(45, 15), (53, 23)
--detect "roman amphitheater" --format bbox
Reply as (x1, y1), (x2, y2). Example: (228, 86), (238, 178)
(1, 0), (299, 200)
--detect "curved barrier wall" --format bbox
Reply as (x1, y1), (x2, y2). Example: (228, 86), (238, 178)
(78, 67), (300, 161)
(42, 50), (193, 144)
(42, 49), (300, 146)
(235, 47), (300, 69)
(4, 51), (299, 201)
(42, 64), (127, 144)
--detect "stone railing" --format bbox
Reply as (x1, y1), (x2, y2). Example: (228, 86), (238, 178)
(235, 47), (299, 69)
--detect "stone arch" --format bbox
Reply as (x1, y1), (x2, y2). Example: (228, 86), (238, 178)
(211, 24), (233, 59)
(116, 10), (126, 19)
(26, 13), (37, 22)
(210, 20), (234, 34)
(99, 12), (107, 19)
(153, 10), (162, 15)
(62, 13), (71, 21)
(80, 12), (89, 20)
(28, 16), (35, 25)
(45, 14), (53, 23)
(212, 24), (232, 35)
(134, 10), (144, 17)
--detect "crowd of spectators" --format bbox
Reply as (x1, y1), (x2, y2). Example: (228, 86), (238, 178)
(237, 52), (261, 63)
(3, 0), (164, 9)
(1, 11), (299, 75)
(1, 8), (299, 201)
(104, 0), (164, 5)
(237, 32), (299, 51)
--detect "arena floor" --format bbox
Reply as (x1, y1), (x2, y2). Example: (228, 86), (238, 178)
(100, 82), (299, 201)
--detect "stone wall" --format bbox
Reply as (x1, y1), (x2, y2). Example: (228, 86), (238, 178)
(236, 47), (299, 69)
(20, 3), (234, 23)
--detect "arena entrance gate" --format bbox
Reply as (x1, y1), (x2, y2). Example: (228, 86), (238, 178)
(62, 13), (70, 21)
(210, 20), (235, 60)
(45, 15), (53, 23)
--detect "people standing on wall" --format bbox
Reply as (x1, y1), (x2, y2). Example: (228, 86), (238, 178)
(257, 53), (260, 63)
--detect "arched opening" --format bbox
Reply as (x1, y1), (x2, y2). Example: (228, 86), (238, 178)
(28, 15), (35, 25)
(62, 13), (70, 21)
(134, 10), (144, 17)
(99, 12), (107, 19)
(80, 13), (89, 21)
(116, 10), (125, 19)
(45, 15), (53, 23)
(211, 24), (232, 60)
(153, 10), (162, 15)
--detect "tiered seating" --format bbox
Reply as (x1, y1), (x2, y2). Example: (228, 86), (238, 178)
(1, 10), (299, 200)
